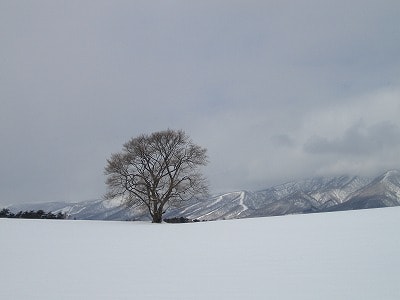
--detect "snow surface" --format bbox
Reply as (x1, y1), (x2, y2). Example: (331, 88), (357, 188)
(1, 207), (400, 299)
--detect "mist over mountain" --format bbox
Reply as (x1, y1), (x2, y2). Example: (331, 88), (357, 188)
(4, 170), (400, 221)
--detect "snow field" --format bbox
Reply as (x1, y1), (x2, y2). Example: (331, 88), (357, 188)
(1, 207), (400, 299)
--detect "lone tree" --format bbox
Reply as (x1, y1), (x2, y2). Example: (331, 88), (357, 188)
(104, 129), (209, 223)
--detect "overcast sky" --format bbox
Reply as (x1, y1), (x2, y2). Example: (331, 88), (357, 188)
(1, 1), (400, 205)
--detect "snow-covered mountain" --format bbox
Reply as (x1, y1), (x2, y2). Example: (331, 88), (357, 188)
(326, 169), (400, 212)
(4, 170), (400, 221)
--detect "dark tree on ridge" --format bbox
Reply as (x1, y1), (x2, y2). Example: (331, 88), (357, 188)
(104, 129), (209, 223)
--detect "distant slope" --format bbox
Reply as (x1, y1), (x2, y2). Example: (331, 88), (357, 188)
(4, 170), (400, 221)
(6, 197), (150, 221)
(325, 170), (400, 212)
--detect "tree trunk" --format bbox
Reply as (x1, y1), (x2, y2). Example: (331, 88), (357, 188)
(152, 211), (163, 223)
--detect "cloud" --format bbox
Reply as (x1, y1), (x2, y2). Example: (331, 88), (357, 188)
(304, 121), (400, 155)
(271, 134), (295, 148)
(1, 1), (400, 204)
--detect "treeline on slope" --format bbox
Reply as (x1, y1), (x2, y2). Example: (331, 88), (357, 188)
(0, 208), (67, 220)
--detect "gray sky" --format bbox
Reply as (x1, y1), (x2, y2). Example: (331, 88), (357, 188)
(1, 0), (400, 205)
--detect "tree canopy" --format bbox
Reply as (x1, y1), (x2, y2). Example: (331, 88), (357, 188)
(104, 129), (209, 223)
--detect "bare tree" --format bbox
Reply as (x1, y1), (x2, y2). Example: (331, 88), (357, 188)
(104, 129), (209, 223)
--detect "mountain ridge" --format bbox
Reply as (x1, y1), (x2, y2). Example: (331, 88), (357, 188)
(4, 170), (400, 221)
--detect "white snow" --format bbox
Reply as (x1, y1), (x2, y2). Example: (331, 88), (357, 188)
(102, 196), (125, 209)
(238, 191), (248, 213)
(1, 207), (400, 299)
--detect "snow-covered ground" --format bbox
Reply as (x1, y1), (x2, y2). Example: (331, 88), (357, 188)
(1, 207), (399, 299)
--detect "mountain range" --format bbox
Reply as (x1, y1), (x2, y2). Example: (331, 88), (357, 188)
(5, 170), (400, 221)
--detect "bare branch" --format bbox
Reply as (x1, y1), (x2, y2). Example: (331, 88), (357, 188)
(104, 129), (209, 222)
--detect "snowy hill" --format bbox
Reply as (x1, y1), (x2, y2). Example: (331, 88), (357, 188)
(327, 170), (400, 211)
(1, 207), (400, 299)
(4, 170), (400, 221)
